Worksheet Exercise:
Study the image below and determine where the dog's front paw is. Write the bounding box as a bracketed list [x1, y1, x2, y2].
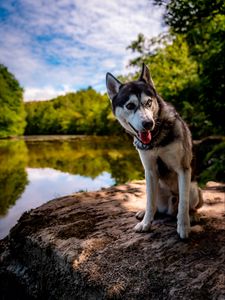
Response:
[134, 220, 151, 233]
[177, 223, 190, 239]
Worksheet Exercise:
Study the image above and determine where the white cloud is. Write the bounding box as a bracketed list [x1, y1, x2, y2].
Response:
[24, 86, 71, 101]
[0, 0, 165, 101]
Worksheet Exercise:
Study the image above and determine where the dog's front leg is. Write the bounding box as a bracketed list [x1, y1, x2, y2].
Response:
[134, 170, 158, 232]
[177, 168, 191, 239]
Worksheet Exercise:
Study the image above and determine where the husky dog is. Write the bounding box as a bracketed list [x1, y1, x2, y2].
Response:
[106, 64, 203, 239]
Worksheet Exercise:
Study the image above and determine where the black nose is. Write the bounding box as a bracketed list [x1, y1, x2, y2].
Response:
[142, 120, 153, 130]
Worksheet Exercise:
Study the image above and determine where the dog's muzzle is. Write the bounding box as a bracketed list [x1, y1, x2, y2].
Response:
[127, 122, 153, 150]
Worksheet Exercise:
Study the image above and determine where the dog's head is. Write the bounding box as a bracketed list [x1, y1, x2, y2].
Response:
[106, 64, 160, 145]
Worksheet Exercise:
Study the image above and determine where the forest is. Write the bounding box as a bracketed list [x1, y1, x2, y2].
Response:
[0, 64, 26, 138]
[24, 88, 120, 135]
[0, 0, 224, 182]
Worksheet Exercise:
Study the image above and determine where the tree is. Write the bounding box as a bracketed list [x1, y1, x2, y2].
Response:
[128, 33, 198, 104]
[0, 64, 26, 138]
[126, 33, 209, 137]
[125, 0, 225, 137]
[25, 88, 121, 135]
[153, 0, 225, 34]
[153, 0, 225, 135]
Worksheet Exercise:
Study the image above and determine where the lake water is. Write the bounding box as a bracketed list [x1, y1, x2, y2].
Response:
[0, 136, 143, 239]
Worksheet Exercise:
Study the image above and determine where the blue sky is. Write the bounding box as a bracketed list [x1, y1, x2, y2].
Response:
[0, 0, 165, 101]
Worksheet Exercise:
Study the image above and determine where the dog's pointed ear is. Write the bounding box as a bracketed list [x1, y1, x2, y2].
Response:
[106, 73, 122, 101]
[139, 63, 155, 88]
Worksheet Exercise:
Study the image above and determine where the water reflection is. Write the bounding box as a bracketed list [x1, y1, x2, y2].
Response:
[26, 136, 143, 181]
[27, 168, 115, 195]
[0, 140, 28, 215]
[0, 168, 115, 238]
[0, 136, 143, 238]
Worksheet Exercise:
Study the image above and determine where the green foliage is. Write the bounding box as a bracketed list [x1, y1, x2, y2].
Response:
[0, 139, 28, 215]
[0, 64, 26, 138]
[126, 0, 225, 139]
[25, 88, 121, 135]
[199, 141, 225, 183]
[126, 33, 206, 137]
[128, 34, 198, 104]
[152, 0, 225, 136]
[154, 0, 225, 33]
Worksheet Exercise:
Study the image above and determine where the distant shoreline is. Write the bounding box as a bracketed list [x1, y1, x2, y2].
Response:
[1, 134, 224, 143]
[0, 134, 119, 142]
[22, 135, 94, 141]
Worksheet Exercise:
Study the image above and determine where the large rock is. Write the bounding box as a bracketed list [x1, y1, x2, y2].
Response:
[0, 181, 225, 299]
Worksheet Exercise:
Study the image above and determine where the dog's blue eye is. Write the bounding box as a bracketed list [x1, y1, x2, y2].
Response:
[126, 103, 136, 110]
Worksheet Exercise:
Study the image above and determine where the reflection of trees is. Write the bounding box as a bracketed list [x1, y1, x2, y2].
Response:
[0, 136, 143, 218]
[107, 153, 143, 184]
[0, 140, 28, 215]
[27, 136, 144, 184]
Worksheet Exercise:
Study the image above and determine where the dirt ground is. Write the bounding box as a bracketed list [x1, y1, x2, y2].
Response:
[0, 180, 225, 299]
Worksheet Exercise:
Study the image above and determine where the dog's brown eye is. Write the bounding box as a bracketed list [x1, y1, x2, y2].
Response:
[126, 103, 136, 110]
[146, 98, 152, 106]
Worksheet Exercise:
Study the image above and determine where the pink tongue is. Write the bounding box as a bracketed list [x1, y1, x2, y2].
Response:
[139, 131, 151, 144]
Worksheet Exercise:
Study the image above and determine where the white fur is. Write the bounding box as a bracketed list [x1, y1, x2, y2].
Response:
[177, 169, 191, 238]
[115, 93, 155, 134]
[135, 142, 191, 238]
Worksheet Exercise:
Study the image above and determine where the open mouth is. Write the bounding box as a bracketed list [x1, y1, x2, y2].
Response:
[128, 122, 152, 145]
[138, 131, 152, 144]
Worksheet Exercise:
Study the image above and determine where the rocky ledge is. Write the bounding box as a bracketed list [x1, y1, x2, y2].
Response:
[0, 181, 225, 299]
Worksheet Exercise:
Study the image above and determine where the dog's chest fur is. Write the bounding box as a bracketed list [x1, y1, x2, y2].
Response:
[135, 96, 192, 175]
[138, 142, 182, 194]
